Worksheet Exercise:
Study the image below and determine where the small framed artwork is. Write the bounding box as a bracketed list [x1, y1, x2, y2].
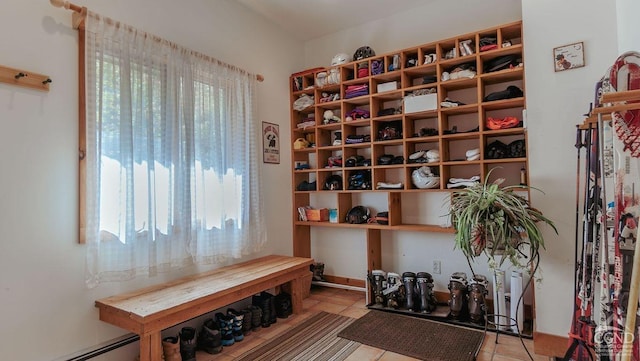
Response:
[262, 121, 280, 164]
[553, 42, 585, 72]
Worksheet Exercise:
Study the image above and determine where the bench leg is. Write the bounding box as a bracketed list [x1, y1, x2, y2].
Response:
[289, 277, 304, 314]
[139, 332, 162, 361]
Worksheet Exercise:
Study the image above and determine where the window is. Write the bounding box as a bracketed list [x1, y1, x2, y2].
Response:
[81, 12, 266, 287]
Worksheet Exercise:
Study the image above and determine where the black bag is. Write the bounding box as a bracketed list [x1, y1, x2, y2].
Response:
[275, 292, 292, 319]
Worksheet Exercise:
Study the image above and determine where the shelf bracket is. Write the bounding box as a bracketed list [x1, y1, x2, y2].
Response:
[0, 64, 51, 92]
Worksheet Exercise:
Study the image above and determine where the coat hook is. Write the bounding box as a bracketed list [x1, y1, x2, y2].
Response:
[15, 72, 26, 79]
[43, 78, 52, 84]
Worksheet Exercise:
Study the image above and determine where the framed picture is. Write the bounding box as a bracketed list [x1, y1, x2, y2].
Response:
[553, 42, 585, 72]
[262, 121, 280, 164]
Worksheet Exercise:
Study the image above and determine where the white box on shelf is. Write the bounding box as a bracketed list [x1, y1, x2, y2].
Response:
[404, 93, 437, 113]
[377, 81, 398, 93]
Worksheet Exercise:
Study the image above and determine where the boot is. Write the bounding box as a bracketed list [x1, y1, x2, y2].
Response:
[253, 291, 276, 327]
[369, 270, 387, 306]
[448, 272, 468, 320]
[468, 274, 489, 324]
[179, 327, 197, 361]
[227, 309, 245, 342]
[385, 272, 402, 309]
[416, 272, 437, 313]
[402, 272, 417, 311]
[197, 318, 223, 354]
[275, 292, 292, 319]
[311, 262, 326, 282]
[268, 292, 278, 325]
[162, 336, 180, 361]
[215, 312, 235, 346]
[240, 308, 253, 336]
[248, 305, 263, 331]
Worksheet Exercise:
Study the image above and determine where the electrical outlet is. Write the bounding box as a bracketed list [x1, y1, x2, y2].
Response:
[433, 260, 441, 275]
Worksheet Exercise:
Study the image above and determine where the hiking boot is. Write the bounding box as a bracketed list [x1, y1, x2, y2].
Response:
[162, 336, 180, 361]
[448, 272, 469, 320]
[402, 272, 417, 311]
[215, 312, 235, 346]
[240, 308, 253, 336]
[468, 274, 489, 324]
[197, 318, 223, 354]
[227, 309, 245, 342]
[275, 292, 293, 319]
[416, 272, 437, 313]
[179, 327, 197, 361]
[311, 262, 326, 281]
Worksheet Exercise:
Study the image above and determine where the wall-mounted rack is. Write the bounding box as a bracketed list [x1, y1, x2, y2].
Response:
[0, 64, 51, 92]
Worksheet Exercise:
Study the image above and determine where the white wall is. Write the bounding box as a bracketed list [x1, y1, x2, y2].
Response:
[302, 0, 620, 340]
[522, 0, 618, 336]
[616, 0, 640, 54]
[0, 1, 301, 360]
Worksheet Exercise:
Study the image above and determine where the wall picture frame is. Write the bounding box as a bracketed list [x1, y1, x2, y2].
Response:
[553, 42, 585, 72]
[262, 121, 280, 164]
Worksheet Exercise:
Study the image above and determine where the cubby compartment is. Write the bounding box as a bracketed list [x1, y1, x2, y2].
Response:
[418, 43, 438, 66]
[440, 112, 480, 138]
[405, 111, 439, 139]
[401, 48, 419, 69]
[441, 137, 480, 163]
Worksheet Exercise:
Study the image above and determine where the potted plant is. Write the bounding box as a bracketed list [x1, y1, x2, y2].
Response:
[449, 170, 558, 274]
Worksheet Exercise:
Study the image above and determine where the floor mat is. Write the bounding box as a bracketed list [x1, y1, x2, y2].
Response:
[338, 310, 484, 361]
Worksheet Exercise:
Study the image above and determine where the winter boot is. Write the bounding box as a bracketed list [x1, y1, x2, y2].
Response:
[240, 308, 253, 336]
[275, 292, 292, 319]
[253, 291, 276, 327]
[179, 327, 197, 361]
[448, 272, 469, 320]
[311, 262, 326, 282]
[368, 270, 387, 306]
[162, 336, 180, 361]
[215, 312, 235, 346]
[416, 272, 437, 313]
[197, 318, 223, 354]
[402, 272, 417, 311]
[248, 305, 263, 331]
[227, 309, 245, 342]
[468, 274, 489, 324]
[385, 272, 402, 309]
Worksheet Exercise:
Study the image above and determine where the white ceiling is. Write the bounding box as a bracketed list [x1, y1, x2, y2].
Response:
[233, 0, 434, 41]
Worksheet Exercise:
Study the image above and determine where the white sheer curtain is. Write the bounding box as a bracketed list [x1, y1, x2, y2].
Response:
[83, 11, 266, 288]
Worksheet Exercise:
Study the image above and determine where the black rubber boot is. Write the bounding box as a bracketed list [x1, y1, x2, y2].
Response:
[416, 272, 437, 313]
[197, 318, 223, 354]
[311, 262, 326, 282]
[402, 272, 417, 311]
[448, 272, 468, 320]
[468, 274, 489, 324]
[179, 326, 197, 361]
[215, 312, 235, 346]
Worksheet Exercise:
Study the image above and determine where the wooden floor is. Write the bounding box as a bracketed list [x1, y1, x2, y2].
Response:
[192, 286, 553, 361]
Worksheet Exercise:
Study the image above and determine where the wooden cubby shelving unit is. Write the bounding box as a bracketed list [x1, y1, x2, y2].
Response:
[289, 21, 529, 290]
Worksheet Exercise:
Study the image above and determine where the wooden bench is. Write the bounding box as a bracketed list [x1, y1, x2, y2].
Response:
[95, 255, 313, 361]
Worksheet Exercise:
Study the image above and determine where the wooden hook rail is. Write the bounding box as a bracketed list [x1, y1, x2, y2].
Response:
[0, 64, 52, 92]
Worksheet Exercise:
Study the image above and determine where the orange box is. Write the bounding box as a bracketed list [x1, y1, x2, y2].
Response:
[305, 208, 329, 222]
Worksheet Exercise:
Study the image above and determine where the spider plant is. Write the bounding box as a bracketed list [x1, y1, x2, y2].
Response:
[449, 169, 558, 271]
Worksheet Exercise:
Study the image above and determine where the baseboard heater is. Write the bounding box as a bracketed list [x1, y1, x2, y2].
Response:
[52, 333, 138, 361]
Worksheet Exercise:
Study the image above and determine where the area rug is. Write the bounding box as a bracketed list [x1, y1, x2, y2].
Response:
[235, 311, 361, 361]
[338, 310, 485, 361]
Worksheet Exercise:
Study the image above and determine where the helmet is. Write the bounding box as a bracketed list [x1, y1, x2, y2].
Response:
[346, 206, 370, 224]
[485, 140, 508, 159]
[353, 46, 376, 61]
[323, 174, 343, 190]
[348, 170, 371, 190]
[377, 154, 394, 165]
[411, 166, 440, 189]
[331, 53, 350, 66]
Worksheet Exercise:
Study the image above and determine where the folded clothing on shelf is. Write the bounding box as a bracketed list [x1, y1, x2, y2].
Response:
[447, 175, 480, 189]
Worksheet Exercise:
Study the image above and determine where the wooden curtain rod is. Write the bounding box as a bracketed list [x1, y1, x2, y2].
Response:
[49, 0, 265, 82]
